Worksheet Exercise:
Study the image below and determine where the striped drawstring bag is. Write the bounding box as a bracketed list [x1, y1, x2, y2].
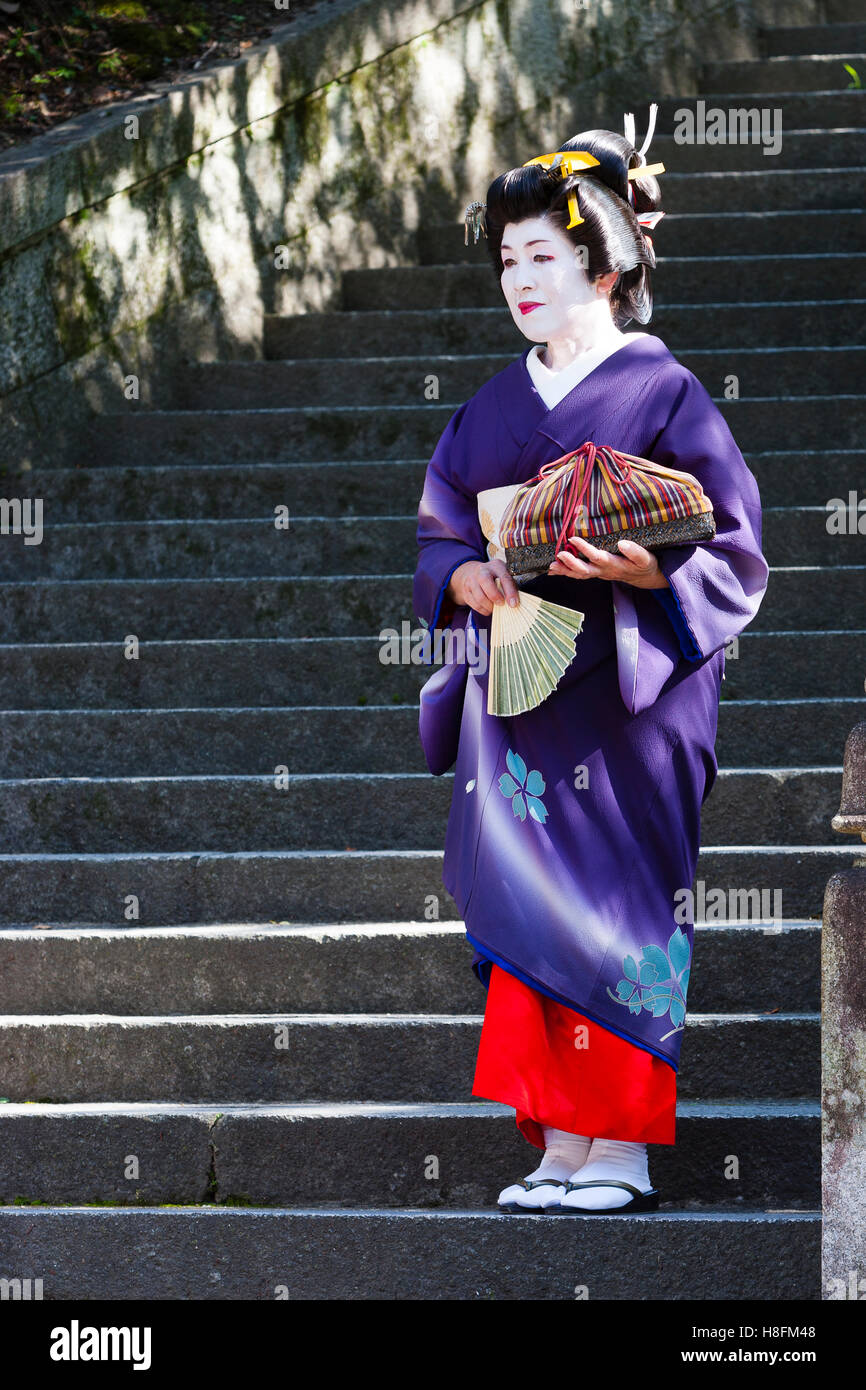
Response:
[500, 440, 716, 583]
[485, 441, 716, 717]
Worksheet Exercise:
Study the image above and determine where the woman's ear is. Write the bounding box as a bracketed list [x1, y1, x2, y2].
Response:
[594, 270, 619, 295]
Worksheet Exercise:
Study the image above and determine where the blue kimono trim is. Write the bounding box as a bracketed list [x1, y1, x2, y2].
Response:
[422, 556, 484, 667]
[466, 930, 678, 1072]
[652, 583, 703, 662]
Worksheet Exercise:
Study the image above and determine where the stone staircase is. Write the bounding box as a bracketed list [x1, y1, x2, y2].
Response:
[0, 16, 864, 1299]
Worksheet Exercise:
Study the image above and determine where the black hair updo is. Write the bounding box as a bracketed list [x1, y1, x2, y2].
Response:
[482, 128, 662, 327]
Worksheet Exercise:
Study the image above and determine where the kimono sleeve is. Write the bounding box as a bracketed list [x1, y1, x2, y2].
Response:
[413, 402, 488, 636]
[646, 368, 770, 661]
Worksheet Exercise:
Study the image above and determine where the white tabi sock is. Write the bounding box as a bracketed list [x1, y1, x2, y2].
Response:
[560, 1137, 653, 1211]
[537, 1125, 593, 1180]
[499, 1126, 592, 1210]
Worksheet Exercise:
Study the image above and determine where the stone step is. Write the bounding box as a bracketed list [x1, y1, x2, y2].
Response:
[418, 208, 866, 263]
[762, 21, 866, 55]
[0, 568, 859, 642]
[84, 397, 866, 467]
[0, 922, 819, 1015]
[536, 165, 866, 214]
[657, 89, 866, 132]
[644, 130, 866, 174]
[5, 503, 861, 580]
[717, 450, 866, 510]
[0, 1207, 820, 1300]
[263, 300, 865, 357]
[0, 1011, 818, 1103]
[0, 767, 844, 852]
[721, 634, 866, 699]
[0, 630, 857, 710]
[341, 256, 863, 310]
[606, 167, 866, 212]
[702, 53, 866, 93]
[0, 846, 850, 925]
[170, 348, 866, 410]
[715, 698, 866, 761]
[0, 1099, 819, 1209]
[0, 699, 859, 775]
[825, 0, 866, 20]
[5, 450, 862, 524]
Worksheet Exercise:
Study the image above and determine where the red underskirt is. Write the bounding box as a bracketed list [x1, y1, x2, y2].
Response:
[472, 963, 677, 1148]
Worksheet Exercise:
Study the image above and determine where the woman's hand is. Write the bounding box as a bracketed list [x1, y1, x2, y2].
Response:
[548, 535, 670, 589]
[447, 558, 521, 616]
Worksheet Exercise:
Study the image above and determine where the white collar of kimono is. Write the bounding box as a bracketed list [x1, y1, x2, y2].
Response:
[526, 332, 643, 410]
[479, 333, 644, 554]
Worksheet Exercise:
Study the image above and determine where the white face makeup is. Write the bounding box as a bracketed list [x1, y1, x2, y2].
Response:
[499, 214, 619, 365]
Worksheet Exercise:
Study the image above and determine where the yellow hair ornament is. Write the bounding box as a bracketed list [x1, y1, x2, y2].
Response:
[629, 161, 665, 180]
[521, 150, 600, 228]
[521, 151, 665, 227]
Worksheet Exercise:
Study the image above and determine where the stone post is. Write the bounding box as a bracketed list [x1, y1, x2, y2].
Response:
[823, 720, 866, 1299]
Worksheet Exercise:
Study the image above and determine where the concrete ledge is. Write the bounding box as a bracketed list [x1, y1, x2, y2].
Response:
[0, 631, 858, 708]
[0, 1206, 820, 1299]
[0, 569, 861, 643]
[0, 921, 820, 1014]
[0, 1100, 818, 1209]
[0, 767, 845, 851]
[0, 1011, 817, 1103]
[0, 845, 852, 924]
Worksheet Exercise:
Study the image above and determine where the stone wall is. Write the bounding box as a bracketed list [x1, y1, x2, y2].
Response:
[0, 0, 822, 466]
[824, 720, 866, 1297]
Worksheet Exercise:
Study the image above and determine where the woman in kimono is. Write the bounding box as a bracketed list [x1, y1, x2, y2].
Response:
[412, 116, 769, 1214]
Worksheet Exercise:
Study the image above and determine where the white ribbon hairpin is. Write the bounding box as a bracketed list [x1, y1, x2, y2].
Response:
[624, 103, 664, 227]
[623, 102, 659, 158]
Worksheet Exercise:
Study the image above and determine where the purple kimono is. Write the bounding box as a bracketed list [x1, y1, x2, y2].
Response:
[412, 334, 769, 1071]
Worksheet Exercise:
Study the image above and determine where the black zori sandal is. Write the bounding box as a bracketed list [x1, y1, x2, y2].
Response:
[547, 1179, 660, 1215]
[498, 1177, 566, 1214]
